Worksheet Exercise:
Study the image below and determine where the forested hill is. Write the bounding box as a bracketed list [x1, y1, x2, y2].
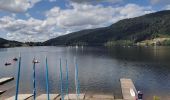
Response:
[0, 38, 22, 48]
[44, 10, 170, 46]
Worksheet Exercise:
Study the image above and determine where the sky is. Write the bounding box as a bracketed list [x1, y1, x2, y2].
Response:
[0, 0, 170, 42]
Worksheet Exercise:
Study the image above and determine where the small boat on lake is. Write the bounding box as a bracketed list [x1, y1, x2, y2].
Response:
[5, 62, 11, 66]
[32, 59, 39, 63]
[13, 57, 18, 61]
[75, 45, 78, 49]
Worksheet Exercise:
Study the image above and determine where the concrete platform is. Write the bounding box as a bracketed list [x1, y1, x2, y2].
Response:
[64, 94, 85, 100]
[120, 78, 137, 100]
[0, 77, 14, 85]
[5, 94, 33, 100]
[89, 95, 114, 100]
[36, 94, 60, 100]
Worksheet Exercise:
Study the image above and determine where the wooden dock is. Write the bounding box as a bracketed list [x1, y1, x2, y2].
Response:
[120, 78, 137, 100]
[6, 94, 33, 100]
[88, 95, 114, 100]
[0, 77, 14, 85]
[64, 94, 85, 100]
[0, 77, 14, 96]
[36, 94, 60, 100]
[2, 78, 139, 100]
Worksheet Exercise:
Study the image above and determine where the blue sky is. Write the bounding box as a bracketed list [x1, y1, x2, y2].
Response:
[0, 0, 169, 42]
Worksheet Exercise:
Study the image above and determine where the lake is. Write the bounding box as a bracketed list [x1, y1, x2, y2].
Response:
[0, 46, 170, 99]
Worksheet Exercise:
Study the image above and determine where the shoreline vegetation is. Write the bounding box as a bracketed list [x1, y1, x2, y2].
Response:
[1, 38, 170, 48]
[105, 37, 170, 47]
[1, 36, 170, 48]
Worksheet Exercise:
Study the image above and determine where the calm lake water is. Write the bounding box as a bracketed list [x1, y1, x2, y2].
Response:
[0, 46, 170, 99]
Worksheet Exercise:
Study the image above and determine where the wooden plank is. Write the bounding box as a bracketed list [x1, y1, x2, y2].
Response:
[5, 94, 33, 100]
[92, 95, 114, 99]
[36, 94, 60, 100]
[90, 95, 114, 100]
[64, 94, 85, 100]
[120, 78, 137, 100]
[0, 90, 6, 95]
[0, 77, 14, 85]
[89, 98, 114, 100]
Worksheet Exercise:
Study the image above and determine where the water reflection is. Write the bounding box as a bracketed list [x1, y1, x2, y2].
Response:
[0, 46, 170, 100]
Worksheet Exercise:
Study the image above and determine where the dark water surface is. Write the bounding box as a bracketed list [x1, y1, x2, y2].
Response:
[0, 46, 170, 99]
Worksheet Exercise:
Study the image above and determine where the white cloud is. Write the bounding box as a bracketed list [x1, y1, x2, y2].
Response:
[0, 16, 48, 41]
[0, 0, 41, 13]
[118, 4, 154, 18]
[49, 0, 57, 2]
[11, 13, 16, 18]
[164, 5, 170, 10]
[70, 0, 123, 3]
[0, 3, 154, 42]
[46, 3, 153, 29]
[150, 0, 170, 4]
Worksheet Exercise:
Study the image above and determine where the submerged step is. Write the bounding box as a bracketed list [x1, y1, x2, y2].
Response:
[36, 94, 60, 100]
[0, 77, 14, 85]
[92, 95, 114, 98]
[64, 94, 85, 100]
[89, 95, 114, 100]
[6, 94, 33, 100]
